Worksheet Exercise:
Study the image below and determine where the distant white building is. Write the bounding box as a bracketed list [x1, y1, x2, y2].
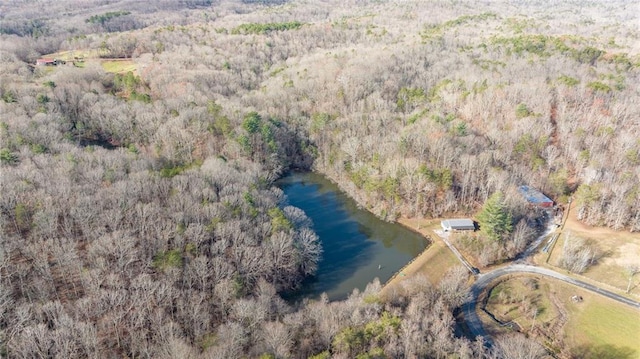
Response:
[441, 219, 475, 231]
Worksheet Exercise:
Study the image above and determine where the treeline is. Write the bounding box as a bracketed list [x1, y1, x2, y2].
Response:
[231, 21, 304, 35]
[0, 18, 505, 358]
[0, 0, 225, 63]
[1, 0, 639, 357]
[85, 0, 637, 230]
[86, 11, 131, 25]
[0, 55, 322, 357]
[239, 1, 639, 230]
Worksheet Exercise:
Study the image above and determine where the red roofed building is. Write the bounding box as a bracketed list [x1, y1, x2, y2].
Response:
[519, 185, 554, 208]
[36, 58, 56, 66]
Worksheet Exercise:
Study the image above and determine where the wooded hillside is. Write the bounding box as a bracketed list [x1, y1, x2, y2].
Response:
[1, 0, 638, 357]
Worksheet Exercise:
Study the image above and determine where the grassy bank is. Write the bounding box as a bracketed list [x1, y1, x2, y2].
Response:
[380, 218, 460, 297]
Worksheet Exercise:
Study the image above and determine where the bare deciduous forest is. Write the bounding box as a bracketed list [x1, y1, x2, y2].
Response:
[1, 0, 638, 358]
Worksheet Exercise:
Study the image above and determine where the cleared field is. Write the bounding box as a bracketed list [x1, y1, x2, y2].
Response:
[412, 238, 461, 281]
[398, 218, 461, 282]
[562, 282, 640, 358]
[547, 202, 640, 297]
[380, 218, 460, 297]
[39, 50, 137, 74]
[101, 60, 137, 74]
[480, 275, 640, 359]
[484, 276, 557, 333]
[40, 49, 99, 61]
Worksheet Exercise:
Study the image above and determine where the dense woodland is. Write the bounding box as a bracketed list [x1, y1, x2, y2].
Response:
[1, 0, 639, 358]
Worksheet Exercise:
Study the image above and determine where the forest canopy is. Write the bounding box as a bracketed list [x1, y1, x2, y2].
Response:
[1, 0, 639, 358]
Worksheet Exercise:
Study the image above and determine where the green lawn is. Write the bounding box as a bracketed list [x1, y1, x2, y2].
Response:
[40, 49, 99, 61]
[101, 60, 137, 74]
[564, 285, 640, 358]
[398, 218, 460, 284]
[484, 276, 558, 336]
[545, 205, 640, 297]
[414, 241, 460, 284]
[479, 275, 640, 358]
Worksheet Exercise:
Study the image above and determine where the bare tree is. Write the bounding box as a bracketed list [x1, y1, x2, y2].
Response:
[259, 321, 292, 358]
[560, 232, 597, 274]
[494, 334, 548, 359]
[438, 266, 470, 308]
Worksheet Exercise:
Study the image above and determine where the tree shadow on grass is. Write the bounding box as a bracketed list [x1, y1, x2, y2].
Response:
[570, 343, 636, 359]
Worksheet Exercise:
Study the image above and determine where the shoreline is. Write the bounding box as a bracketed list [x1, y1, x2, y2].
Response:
[380, 218, 459, 297]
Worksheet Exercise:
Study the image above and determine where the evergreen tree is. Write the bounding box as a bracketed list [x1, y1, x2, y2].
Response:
[478, 192, 513, 241]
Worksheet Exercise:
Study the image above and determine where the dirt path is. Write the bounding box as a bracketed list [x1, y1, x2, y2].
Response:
[564, 201, 630, 237]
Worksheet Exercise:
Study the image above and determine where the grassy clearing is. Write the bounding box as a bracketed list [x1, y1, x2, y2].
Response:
[41, 49, 99, 61]
[39, 49, 136, 74]
[39, 50, 74, 61]
[398, 218, 460, 283]
[485, 276, 556, 330]
[101, 60, 137, 74]
[380, 218, 460, 297]
[561, 282, 640, 358]
[546, 203, 640, 297]
[413, 239, 460, 282]
[568, 297, 639, 348]
[480, 275, 640, 358]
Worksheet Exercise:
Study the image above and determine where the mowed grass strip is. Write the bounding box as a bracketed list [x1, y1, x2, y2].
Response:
[398, 218, 460, 284]
[41, 49, 99, 61]
[101, 60, 137, 74]
[414, 241, 460, 284]
[381, 218, 461, 298]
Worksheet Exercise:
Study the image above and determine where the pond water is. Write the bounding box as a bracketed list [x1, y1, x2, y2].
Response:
[278, 172, 429, 301]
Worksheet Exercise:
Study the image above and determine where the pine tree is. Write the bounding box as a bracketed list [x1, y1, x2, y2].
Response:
[477, 192, 513, 241]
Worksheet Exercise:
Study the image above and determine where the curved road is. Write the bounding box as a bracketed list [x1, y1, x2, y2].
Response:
[462, 264, 640, 344]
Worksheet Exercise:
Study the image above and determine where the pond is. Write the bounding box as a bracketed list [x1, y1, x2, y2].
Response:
[278, 172, 429, 301]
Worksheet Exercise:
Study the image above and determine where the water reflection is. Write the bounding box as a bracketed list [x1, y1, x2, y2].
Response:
[278, 172, 429, 301]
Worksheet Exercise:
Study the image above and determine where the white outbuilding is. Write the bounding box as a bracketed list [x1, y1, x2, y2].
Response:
[441, 219, 475, 231]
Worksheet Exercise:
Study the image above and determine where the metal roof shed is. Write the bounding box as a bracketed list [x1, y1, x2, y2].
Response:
[518, 185, 554, 207]
[441, 219, 475, 231]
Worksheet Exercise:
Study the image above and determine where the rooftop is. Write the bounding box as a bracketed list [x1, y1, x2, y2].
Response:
[443, 219, 474, 227]
[518, 185, 553, 204]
